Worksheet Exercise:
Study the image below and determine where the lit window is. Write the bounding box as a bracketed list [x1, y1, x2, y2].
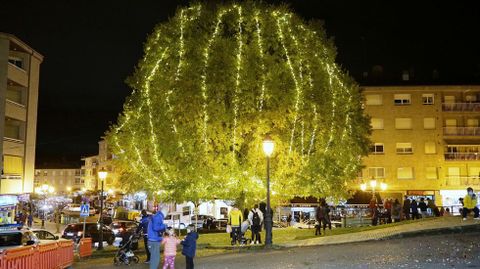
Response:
[370, 143, 384, 154]
[397, 167, 414, 179]
[467, 119, 479, 127]
[3, 155, 23, 175]
[466, 95, 477, 102]
[447, 167, 460, 178]
[423, 118, 436, 129]
[368, 167, 385, 178]
[395, 118, 412, 129]
[424, 141, 436, 154]
[371, 118, 384, 130]
[422, 94, 434, 105]
[396, 143, 413, 154]
[365, 94, 383, 105]
[425, 167, 438, 179]
[394, 94, 411, 105]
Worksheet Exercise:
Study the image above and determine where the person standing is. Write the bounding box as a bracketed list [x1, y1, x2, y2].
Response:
[136, 210, 151, 263]
[369, 198, 378, 226]
[462, 187, 480, 221]
[248, 204, 264, 244]
[181, 225, 198, 269]
[418, 198, 428, 217]
[27, 212, 33, 228]
[411, 199, 419, 220]
[392, 199, 402, 222]
[227, 207, 243, 245]
[148, 207, 167, 269]
[161, 229, 180, 269]
[402, 197, 411, 220]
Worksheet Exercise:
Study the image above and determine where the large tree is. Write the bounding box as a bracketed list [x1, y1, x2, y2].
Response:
[106, 2, 370, 206]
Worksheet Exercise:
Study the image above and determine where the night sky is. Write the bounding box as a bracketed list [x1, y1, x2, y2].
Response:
[1, 1, 479, 167]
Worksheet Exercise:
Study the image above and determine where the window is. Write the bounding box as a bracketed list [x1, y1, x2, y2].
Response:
[371, 118, 384, 130]
[422, 94, 434, 105]
[6, 87, 25, 105]
[370, 143, 384, 154]
[396, 143, 413, 154]
[444, 96, 455, 104]
[395, 118, 412, 129]
[467, 119, 479, 127]
[397, 167, 414, 179]
[469, 167, 480, 178]
[3, 155, 23, 175]
[43, 171, 48, 176]
[447, 167, 460, 178]
[425, 167, 438, 179]
[35, 170, 41, 176]
[466, 95, 477, 102]
[394, 94, 411, 105]
[4, 118, 24, 141]
[368, 167, 385, 179]
[424, 142, 436, 154]
[366, 94, 383, 105]
[8, 56, 24, 69]
[445, 119, 457, 127]
[423, 118, 436, 129]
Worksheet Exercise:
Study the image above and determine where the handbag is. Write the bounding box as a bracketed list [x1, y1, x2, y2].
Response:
[226, 225, 232, 233]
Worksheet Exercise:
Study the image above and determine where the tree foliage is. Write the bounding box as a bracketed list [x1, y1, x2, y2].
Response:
[106, 2, 370, 206]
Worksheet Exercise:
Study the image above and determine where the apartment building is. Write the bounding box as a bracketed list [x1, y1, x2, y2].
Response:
[34, 168, 84, 193]
[81, 140, 119, 191]
[0, 33, 43, 194]
[81, 155, 98, 191]
[361, 85, 480, 207]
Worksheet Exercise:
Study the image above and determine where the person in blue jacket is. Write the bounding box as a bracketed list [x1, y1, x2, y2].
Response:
[136, 210, 151, 263]
[181, 225, 199, 269]
[147, 207, 167, 269]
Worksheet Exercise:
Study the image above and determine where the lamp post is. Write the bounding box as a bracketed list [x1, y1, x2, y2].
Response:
[40, 184, 51, 229]
[262, 135, 274, 247]
[97, 168, 108, 250]
[360, 177, 387, 200]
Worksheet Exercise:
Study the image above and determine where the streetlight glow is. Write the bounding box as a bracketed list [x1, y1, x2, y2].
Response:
[380, 182, 387, 191]
[262, 135, 274, 157]
[98, 168, 108, 180]
[360, 183, 367, 191]
[369, 179, 377, 188]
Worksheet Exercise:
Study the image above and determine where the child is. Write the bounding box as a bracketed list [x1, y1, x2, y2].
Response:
[181, 225, 199, 269]
[161, 228, 181, 269]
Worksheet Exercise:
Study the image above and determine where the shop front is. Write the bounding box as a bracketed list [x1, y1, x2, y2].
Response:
[0, 195, 18, 224]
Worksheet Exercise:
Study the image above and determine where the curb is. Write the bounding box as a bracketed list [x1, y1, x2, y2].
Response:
[279, 222, 480, 249]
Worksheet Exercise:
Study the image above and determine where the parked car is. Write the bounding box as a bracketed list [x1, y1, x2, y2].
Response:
[190, 215, 216, 229]
[62, 204, 96, 216]
[32, 229, 59, 241]
[164, 213, 187, 229]
[109, 221, 138, 238]
[61, 222, 115, 245]
[0, 224, 39, 251]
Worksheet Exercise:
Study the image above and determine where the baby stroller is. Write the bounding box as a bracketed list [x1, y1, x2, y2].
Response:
[239, 220, 251, 245]
[113, 231, 140, 266]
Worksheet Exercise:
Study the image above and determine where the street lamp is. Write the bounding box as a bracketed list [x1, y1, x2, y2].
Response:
[262, 135, 274, 247]
[40, 184, 51, 229]
[360, 177, 387, 199]
[97, 167, 108, 250]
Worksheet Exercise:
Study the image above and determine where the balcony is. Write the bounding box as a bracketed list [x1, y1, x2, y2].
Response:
[444, 127, 480, 136]
[445, 153, 480, 161]
[7, 63, 28, 87]
[445, 176, 480, 186]
[442, 103, 480, 112]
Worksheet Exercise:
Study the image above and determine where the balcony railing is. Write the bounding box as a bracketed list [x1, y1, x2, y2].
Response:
[445, 153, 480, 161]
[446, 176, 480, 186]
[444, 127, 480, 136]
[442, 103, 480, 112]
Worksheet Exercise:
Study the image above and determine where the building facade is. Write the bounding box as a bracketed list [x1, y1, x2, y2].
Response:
[97, 140, 119, 191]
[81, 155, 98, 191]
[34, 168, 84, 194]
[361, 85, 480, 207]
[0, 33, 43, 194]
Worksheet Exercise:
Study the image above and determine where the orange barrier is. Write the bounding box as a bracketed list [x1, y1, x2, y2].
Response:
[78, 238, 92, 258]
[57, 240, 74, 268]
[0, 240, 74, 269]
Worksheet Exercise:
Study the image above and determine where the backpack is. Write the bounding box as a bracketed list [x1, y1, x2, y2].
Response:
[252, 210, 261, 226]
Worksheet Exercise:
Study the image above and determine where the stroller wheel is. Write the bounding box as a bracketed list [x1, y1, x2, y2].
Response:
[113, 256, 120, 266]
[131, 256, 139, 264]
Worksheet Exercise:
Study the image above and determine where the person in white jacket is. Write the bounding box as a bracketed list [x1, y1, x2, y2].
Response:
[248, 204, 264, 244]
